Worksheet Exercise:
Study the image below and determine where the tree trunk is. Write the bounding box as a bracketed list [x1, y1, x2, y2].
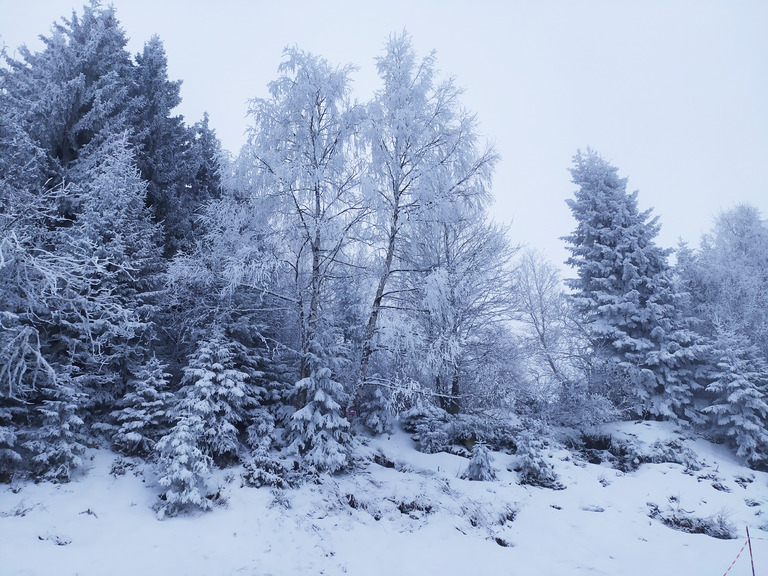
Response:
[351, 188, 401, 412]
[447, 367, 461, 415]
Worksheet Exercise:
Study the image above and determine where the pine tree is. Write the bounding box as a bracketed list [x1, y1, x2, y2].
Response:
[563, 149, 702, 419]
[189, 112, 223, 203]
[0, 405, 22, 482]
[153, 329, 264, 514]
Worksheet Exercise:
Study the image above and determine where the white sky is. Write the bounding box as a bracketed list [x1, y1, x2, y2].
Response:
[2, 0, 767, 268]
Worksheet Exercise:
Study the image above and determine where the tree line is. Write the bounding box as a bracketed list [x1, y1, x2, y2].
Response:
[1, 3, 766, 515]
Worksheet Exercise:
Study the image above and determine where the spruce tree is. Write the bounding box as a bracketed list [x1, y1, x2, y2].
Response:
[0, 2, 137, 184]
[54, 134, 164, 414]
[155, 413, 214, 517]
[677, 204, 768, 361]
[563, 149, 702, 419]
[172, 329, 262, 466]
[111, 357, 173, 456]
[461, 443, 497, 481]
[703, 328, 768, 467]
[132, 36, 206, 256]
[287, 361, 352, 473]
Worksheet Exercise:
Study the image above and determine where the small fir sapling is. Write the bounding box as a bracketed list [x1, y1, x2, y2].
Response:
[288, 367, 351, 474]
[514, 432, 563, 489]
[111, 357, 173, 456]
[461, 443, 497, 481]
[241, 443, 291, 489]
[154, 414, 215, 518]
[358, 385, 393, 435]
[175, 331, 259, 466]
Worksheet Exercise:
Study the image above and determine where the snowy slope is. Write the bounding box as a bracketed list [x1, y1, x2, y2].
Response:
[1, 421, 767, 576]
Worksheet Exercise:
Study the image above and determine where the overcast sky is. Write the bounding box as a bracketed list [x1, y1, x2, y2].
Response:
[2, 1, 767, 268]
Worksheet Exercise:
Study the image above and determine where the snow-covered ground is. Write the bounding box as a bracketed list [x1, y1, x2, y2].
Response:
[2, 421, 767, 576]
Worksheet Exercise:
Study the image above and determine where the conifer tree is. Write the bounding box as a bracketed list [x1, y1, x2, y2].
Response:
[677, 204, 768, 360]
[563, 149, 702, 419]
[0, 1, 136, 184]
[111, 357, 173, 456]
[53, 133, 164, 413]
[155, 413, 214, 517]
[287, 362, 352, 473]
[462, 443, 497, 481]
[132, 35, 206, 256]
[21, 378, 86, 482]
[703, 327, 768, 467]
[172, 329, 264, 465]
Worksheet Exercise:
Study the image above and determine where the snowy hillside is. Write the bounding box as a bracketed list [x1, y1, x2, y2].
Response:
[2, 421, 766, 576]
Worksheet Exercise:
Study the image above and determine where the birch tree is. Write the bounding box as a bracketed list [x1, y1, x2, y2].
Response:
[230, 47, 363, 384]
[353, 31, 498, 413]
[221, 48, 363, 467]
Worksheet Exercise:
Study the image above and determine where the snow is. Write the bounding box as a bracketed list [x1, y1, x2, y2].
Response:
[2, 422, 767, 576]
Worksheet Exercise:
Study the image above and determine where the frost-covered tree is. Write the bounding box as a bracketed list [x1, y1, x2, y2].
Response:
[0, 133, 162, 479]
[512, 250, 617, 425]
[0, 406, 21, 482]
[513, 251, 572, 390]
[155, 413, 214, 517]
[172, 330, 265, 465]
[514, 431, 562, 489]
[0, 164, 84, 480]
[21, 379, 86, 482]
[132, 35, 214, 257]
[229, 47, 364, 391]
[287, 364, 352, 473]
[111, 357, 173, 456]
[0, 2, 137, 185]
[461, 443, 497, 481]
[0, 2, 216, 261]
[53, 134, 164, 412]
[154, 329, 267, 514]
[563, 149, 703, 420]
[400, 217, 515, 415]
[702, 327, 768, 467]
[0, 191, 59, 403]
[677, 204, 768, 360]
[353, 31, 498, 414]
